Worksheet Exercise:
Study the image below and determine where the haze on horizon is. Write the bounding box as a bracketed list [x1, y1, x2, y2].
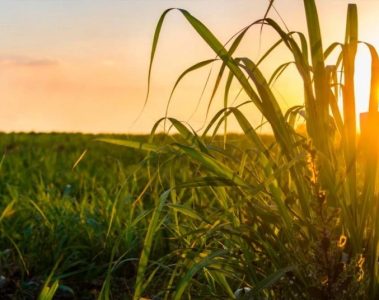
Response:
[1, 0, 378, 134]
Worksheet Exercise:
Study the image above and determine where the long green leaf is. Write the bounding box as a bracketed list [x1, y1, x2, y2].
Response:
[98, 138, 159, 152]
[133, 190, 169, 300]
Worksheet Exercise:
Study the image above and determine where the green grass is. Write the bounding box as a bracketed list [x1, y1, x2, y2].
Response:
[0, 133, 157, 299]
[1, 133, 272, 299]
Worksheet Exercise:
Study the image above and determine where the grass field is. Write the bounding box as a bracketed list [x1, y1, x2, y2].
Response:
[0, 129, 374, 299]
[1, 133, 276, 299]
[0, 133, 151, 299]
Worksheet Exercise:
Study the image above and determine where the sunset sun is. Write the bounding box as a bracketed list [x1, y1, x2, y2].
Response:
[355, 49, 372, 116]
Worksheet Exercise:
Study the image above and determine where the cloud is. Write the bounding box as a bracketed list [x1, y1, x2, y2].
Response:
[0, 55, 58, 67]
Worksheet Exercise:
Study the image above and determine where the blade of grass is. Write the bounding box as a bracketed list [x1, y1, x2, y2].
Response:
[133, 190, 169, 300]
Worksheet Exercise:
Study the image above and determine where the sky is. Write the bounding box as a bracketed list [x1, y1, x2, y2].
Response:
[1, 0, 379, 133]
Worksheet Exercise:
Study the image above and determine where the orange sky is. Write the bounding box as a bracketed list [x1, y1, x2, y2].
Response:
[1, 0, 379, 133]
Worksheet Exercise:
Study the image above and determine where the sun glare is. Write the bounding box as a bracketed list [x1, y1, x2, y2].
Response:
[355, 49, 372, 118]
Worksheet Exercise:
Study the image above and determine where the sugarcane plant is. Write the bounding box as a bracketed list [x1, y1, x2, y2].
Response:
[102, 0, 379, 298]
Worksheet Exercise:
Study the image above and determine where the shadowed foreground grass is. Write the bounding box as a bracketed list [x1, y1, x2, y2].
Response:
[0, 133, 152, 299]
[1, 133, 272, 299]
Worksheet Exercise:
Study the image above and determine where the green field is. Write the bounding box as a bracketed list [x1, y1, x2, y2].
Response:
[0, 133, 151, 298]
[0, 130, 373, 299]
[1, 133, 277, 299]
